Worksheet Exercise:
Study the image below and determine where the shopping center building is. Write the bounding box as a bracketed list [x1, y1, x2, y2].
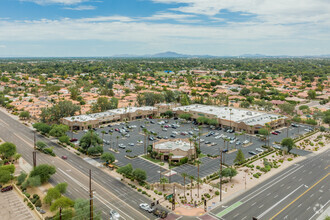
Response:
[153, 139, 195, 162]
[61, 103, 286, 133]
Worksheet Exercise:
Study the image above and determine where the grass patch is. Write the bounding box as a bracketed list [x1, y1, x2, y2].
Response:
[198, 153, 207, 158]
[142, 155, 161, 164]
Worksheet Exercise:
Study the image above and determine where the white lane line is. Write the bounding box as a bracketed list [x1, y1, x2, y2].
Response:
[308, 200, 330, 220]
[233, 213, 239, 218]
[287, 186, 291, 189]
[310, 194, 314, 198]
[298, 203, 302, 208]
[267, 192, 271, 196]
[251, 202, 256, 206]
[257, 184, 304, 219]
[274, 195, 278, 199]
[259, 204, 264, 209]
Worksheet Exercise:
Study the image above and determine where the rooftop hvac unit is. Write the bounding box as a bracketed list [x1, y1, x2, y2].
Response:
[246, 111, 252, 116]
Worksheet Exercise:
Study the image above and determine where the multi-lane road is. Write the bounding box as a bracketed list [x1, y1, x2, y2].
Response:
[210, 148, 330, 220]
[1, 108, 329, 220]
[0, 109, 155, 220]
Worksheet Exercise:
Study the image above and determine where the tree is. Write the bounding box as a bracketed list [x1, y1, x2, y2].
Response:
[180, 94, 190, 106]
[53, 208, 73, 220]
[132, 168, 147, 182]
[44, 188, 61, 205]
[258, 128, 269, 146]
[17, 171, 27, 185]
[55, 182, 68, 194]
[221, 167, 238, 182]
[117, 163, 133, 176]
[178, 113, 192, 120]
[27, 175, 41, 187]
[308, 90, 316, 99]
[323, 115, 330, 125]
[50, 197, 74, 212]
[33, 122, 51, 134]
[181, 173, 188, 197]
[189, 175, 194, 200]
[74, 198, 101, 220]
[0, 170, 11, 184]
[79, 131, 102, 150]
[240, 88, 250, 96]
[164, 110, 173, 118]
[281, 138, 294, 153]
[160, 177, 168, 191]
[87, 146, 103, 155]
[30, 164, 56, 183]
[19, 111, 30, 119]
[0, 142, 16, 159]
[100, 152, 115, 164]
[59, 135, 70, 144]
[36, 141, 47, 150]
[69, 87, 79, 100]
[49, 124, 69, 138]
[40, 100, 80, 123]
[92, 97, 118, 112]
[234, 149, 245, 165]
[278, 103, 295, 115]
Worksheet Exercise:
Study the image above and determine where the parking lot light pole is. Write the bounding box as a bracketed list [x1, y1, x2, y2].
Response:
[219, 147, 223, 202]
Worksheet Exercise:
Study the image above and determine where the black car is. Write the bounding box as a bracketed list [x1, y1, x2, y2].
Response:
[205, 141, 211, 144]
[107, 124, 112, 127]
[222, 149, 228, 153]
[150, 121, 155, 124]
[157, 136, 162, 139]
[291, 124, 298, 127]
[170, 134, 176, 138]
[149, 137, 154, 141]
[141, 125, 145, 128]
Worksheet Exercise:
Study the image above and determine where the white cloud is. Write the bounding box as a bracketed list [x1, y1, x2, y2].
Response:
[63, 5, 96, 10]
[144, 12, 195, 20]
[152, 0, 330, 25]
[0, 45, 6, 48]
[78, 16, 134, 22]
[22, 0, 87, 5]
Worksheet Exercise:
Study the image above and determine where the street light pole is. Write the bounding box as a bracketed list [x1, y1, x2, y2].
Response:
[219, 148, 223, 202]
[33, 130, 37, 168]
[89, 169, 93, 220]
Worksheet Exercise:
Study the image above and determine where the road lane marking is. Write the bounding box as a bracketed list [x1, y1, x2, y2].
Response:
[216, 201, 242, 218]
[270, 173, 330, 220]
[325, 165, 330, 170]
[274, 195, 278, 198]
[259, 204, 264, 209]
[257, 184, 304, 219]
[308, 200, 330, 220]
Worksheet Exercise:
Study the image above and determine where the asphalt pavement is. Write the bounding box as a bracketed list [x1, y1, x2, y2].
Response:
[0, 109, 155, 220]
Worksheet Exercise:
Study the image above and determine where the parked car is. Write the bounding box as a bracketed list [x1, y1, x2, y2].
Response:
[129, 143, 134, 146]
[188, 131, 194, 135]
[248, 151, 257, 155]
[149, 137, 154, 141]
[291, 123, 298, 127]
[140, 125, 145, 128]
[211, 142, 217, 146]
[273, 144, 282, 149]
[109, 209, 120, 220]
[274, 130, 281, 134]
[236, 141, 241, 145]
[205, 141, 211, 144]
[170, 134, 176, 138]
[164, 136, 168, 139]
[200, 139, 204, 142]
[137, 140, 143, 144]
[230, 140, 236, 144]
[271, 132, 278, 135]
[61, 156, 67, 160]
[243, 140, 249, 144]
[222, 149, 228, 153]
[1, 185, 13, 192]
[70, 138, 78, 142]
[115, 128, 119, 131]
[150, 121, 155, 124]
[256, 148, 264, 152]
[118, 144, 126, 149]
[162, 128, 167, 131]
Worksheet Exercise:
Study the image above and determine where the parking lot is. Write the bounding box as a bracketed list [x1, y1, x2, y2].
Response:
[0, 189, 35, 220]
[68, 118, 313, 184]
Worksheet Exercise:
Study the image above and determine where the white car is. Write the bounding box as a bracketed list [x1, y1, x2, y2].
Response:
[256, 148, 264, 152]
[243, 140, 249, 144]
[230, 140, 236, 144]
[222, 135, 227, 139]
[137, 140, 143, 144]
[162, 128, 168, 131]
[200, 139, 204, 142]
[139, 203, 153, 212]
[131, 125, 137, 128]
[211, 142, 217, 146]
[129, 143, 134, 146]
[215, 136, 221, 139]
[172, 131, 178, 135]
[109, 209, 120, 220]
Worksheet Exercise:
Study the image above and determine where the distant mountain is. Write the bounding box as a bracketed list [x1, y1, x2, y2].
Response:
[113, 51, 216, 58]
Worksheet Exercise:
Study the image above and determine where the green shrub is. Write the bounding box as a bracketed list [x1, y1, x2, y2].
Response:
[138, 188, 142, 192]
[215, 191, 220, 196]
[288, 158, 293, 161]
[35, 199, 42, 208]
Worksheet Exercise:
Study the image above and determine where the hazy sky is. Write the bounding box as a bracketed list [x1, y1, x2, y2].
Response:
[0, 0, 329, 57]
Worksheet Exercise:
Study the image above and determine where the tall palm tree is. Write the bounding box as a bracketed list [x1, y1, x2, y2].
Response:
[116, 136, 119, 148]
[196, 160, 202, 197]
[142, 128, 148, 155]
[160, 177, 168, 191]
[181, 173, 188, 198]
[168, 153, 174, 183]
[158, 152, 164, 183]
[101, 130, 106, 146]
[198, 126, 202, 151]
[189, 176, 195, 200]
[286, 119, 291, 138]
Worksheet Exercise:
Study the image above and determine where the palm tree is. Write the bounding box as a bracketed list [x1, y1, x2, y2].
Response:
[198, 126, 202, 151]
[188, 137, 193, 160]
[286, 119, 291, 138]
[189, 176, 195, 200]
[109, 132, 113, 148]
[116, 136, 119, 148]
[160, 177, 168, 191]
[168, 153, 174, 184]
[142, 128, 148, 155]
[101, 130, 106, 146]
[196, 160, 202, 197]
[181, 173, 188, 198]
[265, 123, 271, 146]
[158, 152, 164, 183]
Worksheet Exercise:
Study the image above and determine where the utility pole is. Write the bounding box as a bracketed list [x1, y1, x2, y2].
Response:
[59, 207, 62, 220]
[89, 169, 93, 220]
[33, 131, 36, 168]
[172, 185, 175, 211]
[219, 149, 223, 202]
